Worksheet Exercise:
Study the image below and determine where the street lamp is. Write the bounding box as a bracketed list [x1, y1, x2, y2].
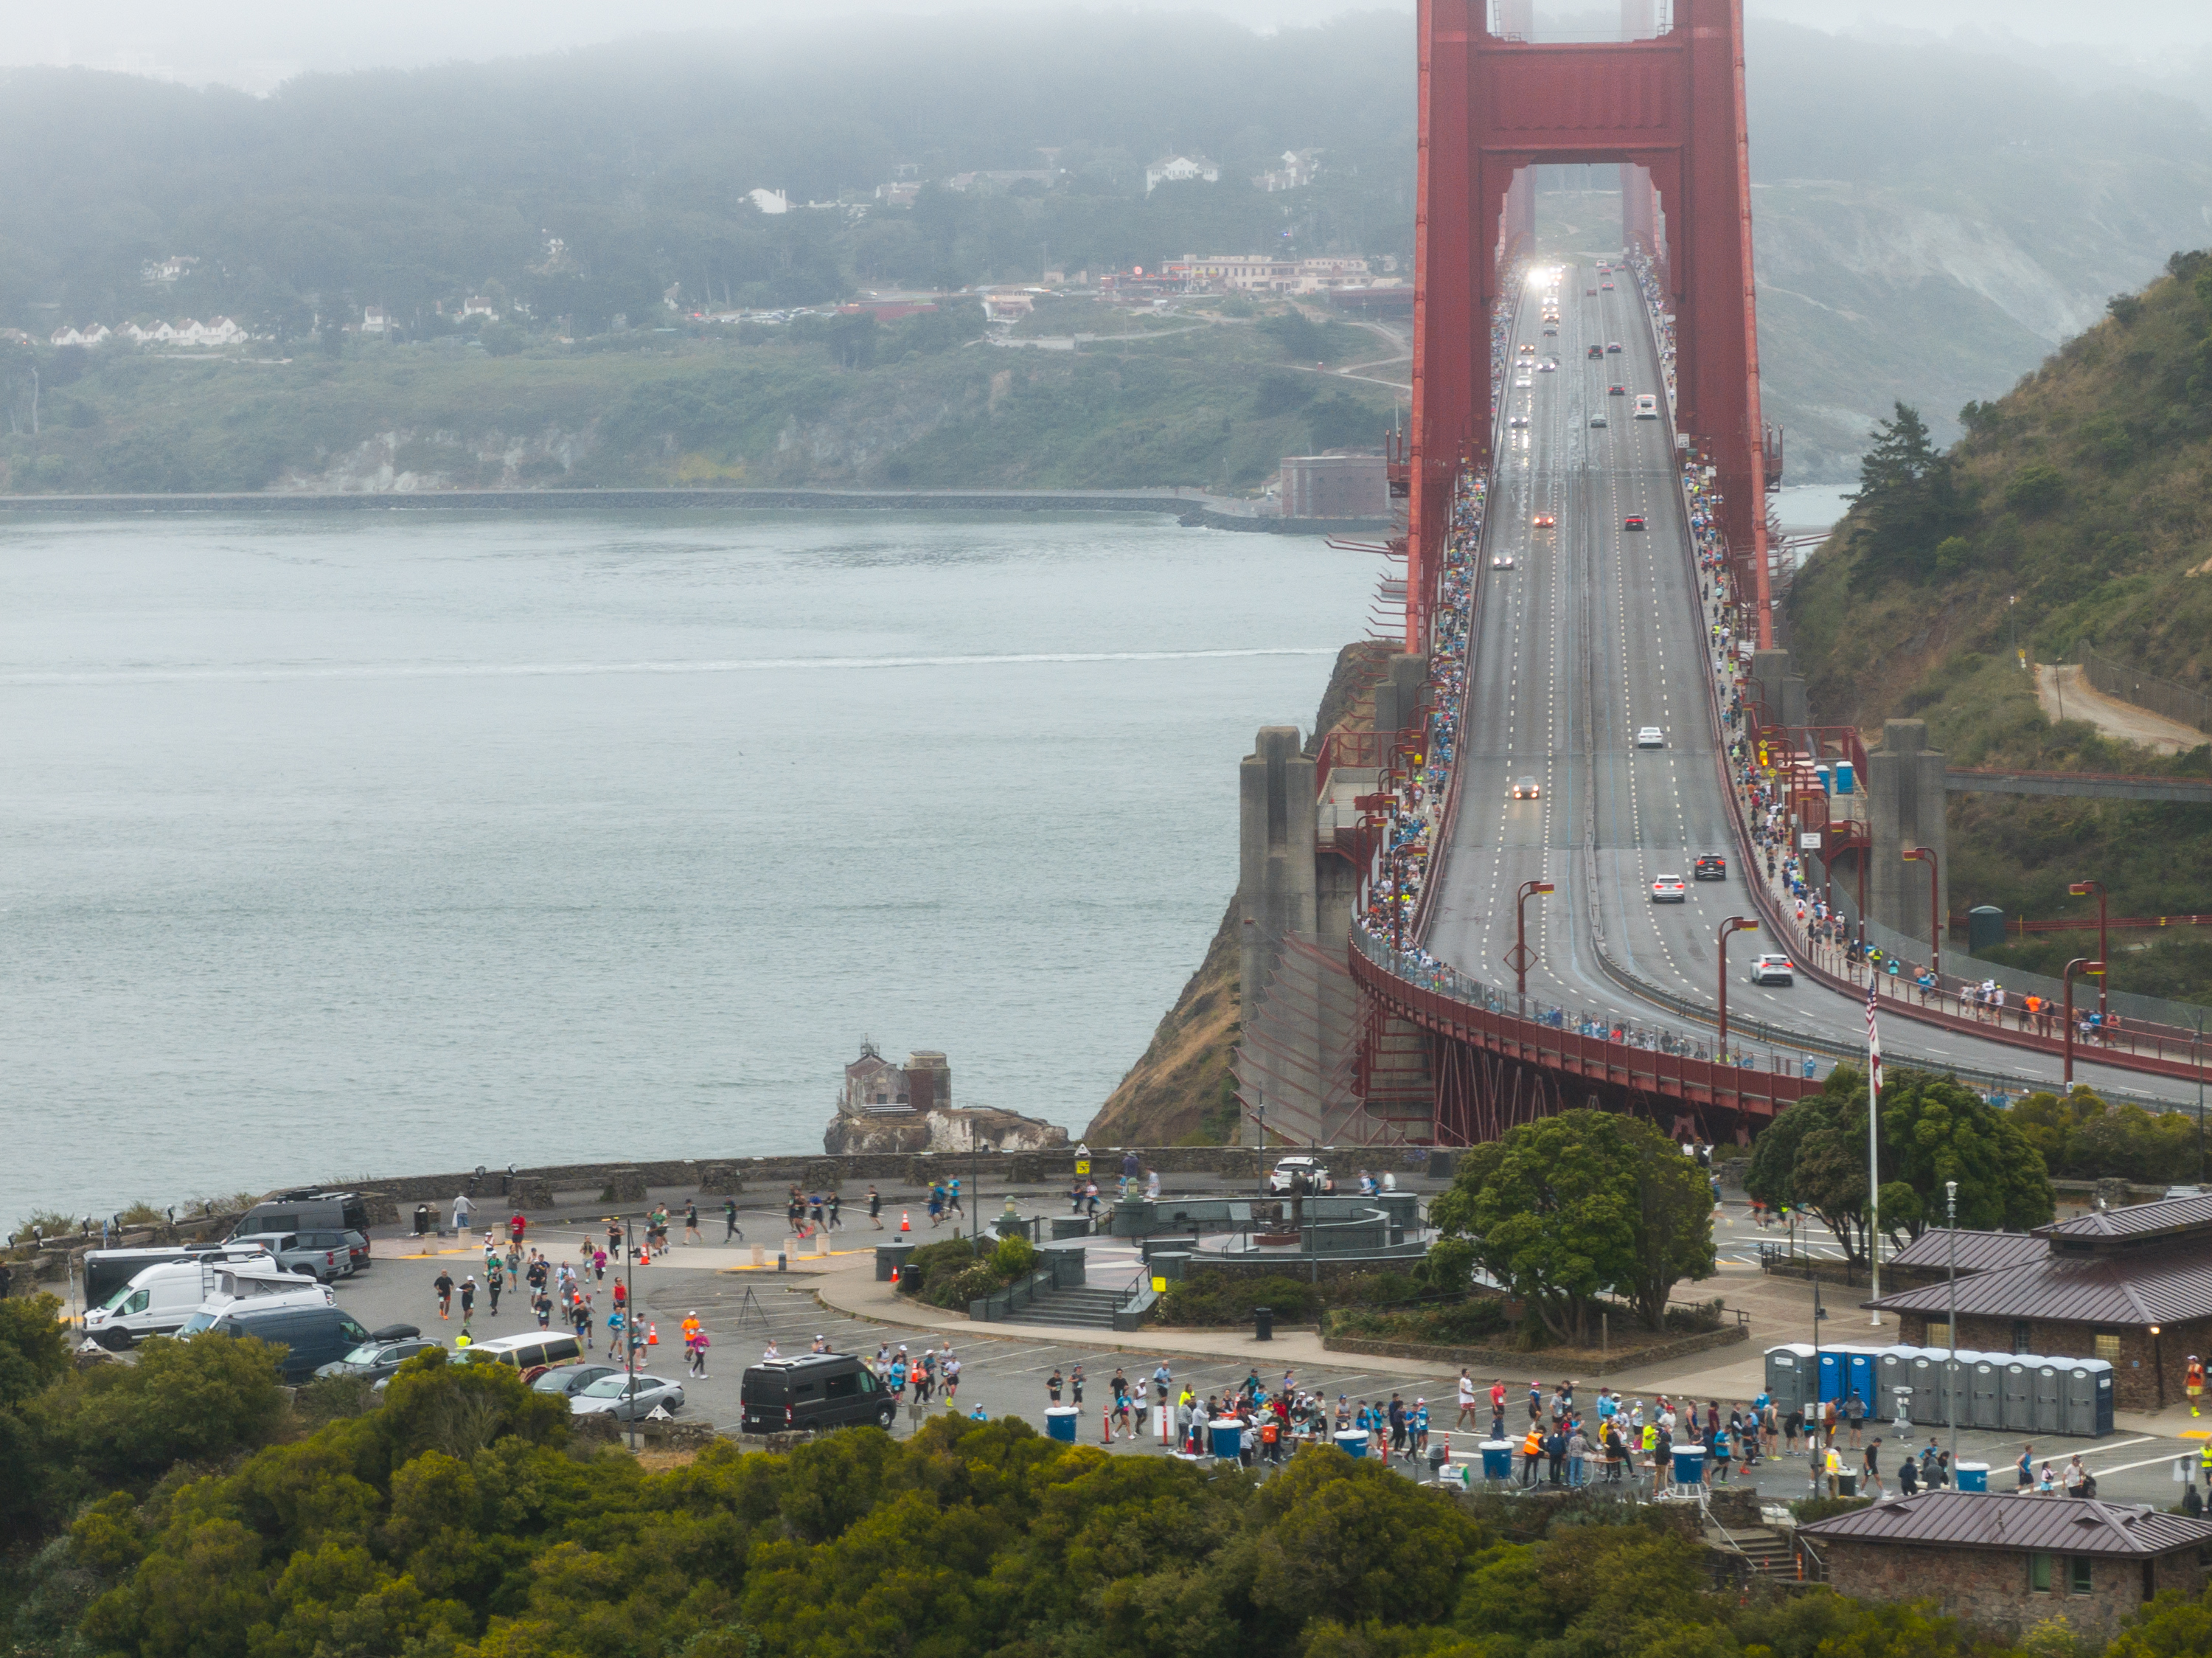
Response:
[2067, 881, 2109, 1021]
[1945, 1179, 1960, 1475]
[1511, 880, 1554, 996]
[2062, 957, 2107, 1084]
[1903, 847, 1940, 982]
[2194, 1014, 2205, 1187]
[1717, 916, 1759, 1057]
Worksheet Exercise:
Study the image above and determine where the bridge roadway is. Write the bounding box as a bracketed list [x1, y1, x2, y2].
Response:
[1418, 263, 2193, 1110]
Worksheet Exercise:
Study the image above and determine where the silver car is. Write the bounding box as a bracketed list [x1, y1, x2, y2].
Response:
[568, 1373, 686, 1421]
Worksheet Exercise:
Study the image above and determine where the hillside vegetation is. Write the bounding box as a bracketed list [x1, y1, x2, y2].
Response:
[1788, 251, 2212, 1002]
[0, 306, 1396, 496]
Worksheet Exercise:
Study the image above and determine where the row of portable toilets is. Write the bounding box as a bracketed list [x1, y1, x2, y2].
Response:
[1765, 1345, 2114, 1439]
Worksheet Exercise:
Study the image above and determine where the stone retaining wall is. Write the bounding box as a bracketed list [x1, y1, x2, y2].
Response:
[1322, 1322, 1748, 1376]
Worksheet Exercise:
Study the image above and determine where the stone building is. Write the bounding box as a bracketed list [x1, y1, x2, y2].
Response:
[1867, 1194, 2212, 1412]
[824, 1043, 1065, 1156]
[841, 1044, 949, 1116]
[1797, 1491, 2212, 1645]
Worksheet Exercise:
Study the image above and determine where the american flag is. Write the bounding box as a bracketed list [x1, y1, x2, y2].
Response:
[1866, 977, 1883, 1094]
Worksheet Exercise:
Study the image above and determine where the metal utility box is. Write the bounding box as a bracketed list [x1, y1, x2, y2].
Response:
[2032, 1363, 2066, 1434]
[2065, 1362, 2115, 1438]
[1970, 1356, 2003, 1428]
[1764, 1345, 1815, 1415]
[2000, 1360, 2037, 1430]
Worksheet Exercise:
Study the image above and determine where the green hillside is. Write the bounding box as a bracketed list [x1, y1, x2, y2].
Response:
[1787, 251, 2212, 1004]
[0, 304, 1396, 496]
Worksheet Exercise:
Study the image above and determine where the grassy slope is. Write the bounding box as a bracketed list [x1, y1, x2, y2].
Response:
[1, 310, 1397, 496]
[1787, 256, 2212, 1003]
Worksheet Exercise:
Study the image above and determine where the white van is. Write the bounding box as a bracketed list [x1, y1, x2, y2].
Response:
[84, 1255, 324, 1348]
[1633, 393, 1660, 420]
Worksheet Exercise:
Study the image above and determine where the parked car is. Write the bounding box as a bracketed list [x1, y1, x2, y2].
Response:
[1694, 855, 1728, 880]
[532, 1363, 624, 1398]
[185, 1303, 376, 1384]
[742, 1354, 891, 1434]
[1748, 954, 1795, 985]
[229, 1190, 375, 1248]
[82, 1253, 319, 1348]
[570, 1374, 686, 1421]
[79, 1243, 274, 1319]
[1650, 875, 1687, 903]
[453, 1331, 588, 1382]
[229, 1230, 358, 1283]
[1267, 1156, 1336, 1196]
[315, 1326, 442, 1384]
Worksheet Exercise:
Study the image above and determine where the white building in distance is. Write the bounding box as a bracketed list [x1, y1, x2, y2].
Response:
[1144, 154, 1220, 194]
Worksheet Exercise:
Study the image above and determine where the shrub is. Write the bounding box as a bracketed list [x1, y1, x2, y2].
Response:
[1153, 1273, 1320, 1328]
[894, 1235, 978, 1300]
[990, 1234, 1037, 1280]
[2005, 462, 2067, 517]
[939, 1264, 1003, 1309]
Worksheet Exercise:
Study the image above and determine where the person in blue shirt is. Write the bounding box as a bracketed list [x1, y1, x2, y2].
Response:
[1413, 1400, 1430, 1453]
[1709, 1423, 1731, 1481]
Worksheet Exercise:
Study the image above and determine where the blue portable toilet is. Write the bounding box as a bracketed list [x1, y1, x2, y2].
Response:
[2033, 1363, 2065, 1435]
[1969, 1355, 2003, 1428]
[1846, 1350, 1877, 1415]
[2065, 1362, 2114, 1437]
[1765, 1345, 1816, 1415]
[2000, 1359, 2037, 1430]
[1834, 760, 1855, 795]
[1816, 1349, 1846, 1404]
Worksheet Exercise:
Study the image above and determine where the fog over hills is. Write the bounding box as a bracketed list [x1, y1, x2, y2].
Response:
[2, 10, 2207, 482]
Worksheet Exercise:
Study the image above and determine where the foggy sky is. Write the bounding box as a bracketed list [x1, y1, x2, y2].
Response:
[7, 0, 2209, 94]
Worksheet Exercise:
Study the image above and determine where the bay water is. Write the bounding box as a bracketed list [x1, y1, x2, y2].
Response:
[0, 510, 1371, 1231]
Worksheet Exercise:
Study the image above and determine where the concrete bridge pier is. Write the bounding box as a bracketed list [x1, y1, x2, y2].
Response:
[1866, 718, 1948, 955]
[1371, 651, 1429, 740]
[1238, 726, 1320, 1147]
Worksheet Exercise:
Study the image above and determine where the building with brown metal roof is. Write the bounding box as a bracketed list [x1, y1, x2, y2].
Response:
[1868, 1196, 2212, 1412]
[1797, 1491, 2212, 1645]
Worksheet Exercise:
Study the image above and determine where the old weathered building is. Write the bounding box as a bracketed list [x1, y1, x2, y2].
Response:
[1867, 1195, 2212, 1412]
[1797, 1491, 2212, 1645]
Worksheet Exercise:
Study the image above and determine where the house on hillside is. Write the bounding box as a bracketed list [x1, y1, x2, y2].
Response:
[1797, 1491, 2212, 1645]
[48, 325, 111, 347]
[747, 188, 790, 215]
[1144, 155, 1220, 194]
[1253, 149, 1323, 192]
[360, 306, 393, 335]
[460, 296, 498, 321]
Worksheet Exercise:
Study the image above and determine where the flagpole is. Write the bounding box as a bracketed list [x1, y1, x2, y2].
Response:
[1868, 978, 1882, 1324]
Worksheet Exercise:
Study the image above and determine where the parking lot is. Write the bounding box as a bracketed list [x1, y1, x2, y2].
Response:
[278, 1191, 2212, 1512]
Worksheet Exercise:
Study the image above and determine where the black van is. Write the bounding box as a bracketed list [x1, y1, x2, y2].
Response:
[229, 1191, 374, 1255]
[740, 1353, 895, 1435]
[193, 1303, 375, 1383]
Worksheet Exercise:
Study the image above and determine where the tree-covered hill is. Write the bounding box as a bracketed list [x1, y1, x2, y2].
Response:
[1787, 252, 2212, 1000]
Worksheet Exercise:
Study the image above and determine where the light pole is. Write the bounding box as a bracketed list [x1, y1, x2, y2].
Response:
[624, 1217, 639, 1454]
[2067, 880, 2109, 1021]
[2194, 1015, 2205, 1186]
[1945, 1179, 1960, 1475]
[2062, 957, 2106, 1083]
[1717, 916, 1759, 1057]
[1511, 880, 1554, 996]
[1903, 847, 1940, 982]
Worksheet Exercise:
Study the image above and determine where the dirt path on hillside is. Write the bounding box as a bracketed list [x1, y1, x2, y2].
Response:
[2037, 663, 2207, 754]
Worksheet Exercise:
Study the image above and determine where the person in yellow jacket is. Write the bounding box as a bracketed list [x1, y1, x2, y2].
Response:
[1826, 1443, 1846, 1497]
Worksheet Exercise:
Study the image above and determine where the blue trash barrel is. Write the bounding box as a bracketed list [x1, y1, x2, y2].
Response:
[1334, 1429, 1368, 1460]
[1481, 1439, 1514, 1480]
[1670, 1444, 1708, 1485]
[1955, 1460, 1989, 1492]
[1209, 1418, 1245, 1460]
[1045, 1406, 1079, 1444]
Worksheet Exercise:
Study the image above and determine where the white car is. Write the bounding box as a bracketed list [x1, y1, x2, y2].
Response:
[1748, 954, 1795, 985]
[1650, 875, 1686, 903]
[1636, 726, 1665, 748]
[1492, 554, 1516, 569]
[1267, 1156, 1335, 1196]
[1590, 414, 1607, 429]
[568, 1373, 686, 1420]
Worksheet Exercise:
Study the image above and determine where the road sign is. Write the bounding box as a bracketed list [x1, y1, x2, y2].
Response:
[1503, 944, 1537, 975]
[1074, 1160, 1090, 1176]
[1799, 830, 1822, 852]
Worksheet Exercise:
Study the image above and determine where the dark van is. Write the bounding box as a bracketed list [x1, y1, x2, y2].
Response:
[740, 1353, 894, 1435]
[229, 1190, 374, 1257]
[184, 1303, 375, 1383]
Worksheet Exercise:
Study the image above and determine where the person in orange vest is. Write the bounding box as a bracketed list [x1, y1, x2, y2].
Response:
[1520, 1422, 1544, 1486]
[2188, 1355, 2205, 1418]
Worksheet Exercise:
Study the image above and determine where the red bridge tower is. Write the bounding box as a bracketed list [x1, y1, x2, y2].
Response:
[1407, 0, 1770, 648]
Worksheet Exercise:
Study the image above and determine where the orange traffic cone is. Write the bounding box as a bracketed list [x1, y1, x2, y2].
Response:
[900, 1212, 911, 1232]
[647, 1322, 658, 1347]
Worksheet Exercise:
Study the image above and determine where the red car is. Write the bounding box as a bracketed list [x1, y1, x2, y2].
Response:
[1533, 513, 1556, 528]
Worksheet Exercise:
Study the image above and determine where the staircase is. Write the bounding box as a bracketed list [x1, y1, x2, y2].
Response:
[1707, 1522, 1797, 1579]
[995, 1284, 1126, 1331]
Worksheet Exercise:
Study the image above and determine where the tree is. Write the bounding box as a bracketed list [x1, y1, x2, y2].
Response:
[1881, 1071, 2055, 1236]
[1746, 1069, 1876, 1265]
[1430, 1110, 1714, 1339]
[0, 1292, 72, 1409]
[1848, 403, 1966, 585]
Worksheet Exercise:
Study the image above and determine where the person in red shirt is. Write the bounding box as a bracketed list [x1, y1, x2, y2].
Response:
[509, 1213, 527, 1245]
